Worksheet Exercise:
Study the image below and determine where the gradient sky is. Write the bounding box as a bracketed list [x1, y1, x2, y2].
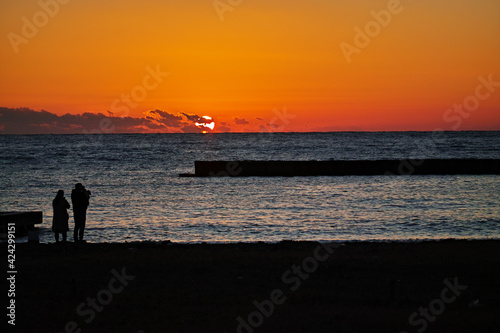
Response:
[1, 0, 499, 133]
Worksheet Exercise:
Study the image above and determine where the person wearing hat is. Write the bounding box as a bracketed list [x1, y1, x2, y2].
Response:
[71, 183, 91, 242]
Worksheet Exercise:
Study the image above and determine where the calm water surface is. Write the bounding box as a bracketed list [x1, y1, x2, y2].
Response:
[1, 132, 499, 243]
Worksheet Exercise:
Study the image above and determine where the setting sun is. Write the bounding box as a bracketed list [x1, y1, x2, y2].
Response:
[195, 116, 216, 132]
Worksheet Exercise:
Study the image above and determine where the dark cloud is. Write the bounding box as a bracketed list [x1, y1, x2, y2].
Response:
[0, 107, 58, 124]
[217, 125, 231, 132]
[196, 117, 214, 125]
[0, 107, 249, 134]
[0, 107, 201, 134]
[144, 110, 184, 127]
[58, 112, 157, 132]
[234, 117, 249, 125]
[181, 112, 200, 122]
[179, 113, 217, 132]
[180, 125, 203, 133]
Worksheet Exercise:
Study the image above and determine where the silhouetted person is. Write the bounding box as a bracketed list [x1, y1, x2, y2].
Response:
[52, 190, 70, 242]
[71, 183, 90, 242]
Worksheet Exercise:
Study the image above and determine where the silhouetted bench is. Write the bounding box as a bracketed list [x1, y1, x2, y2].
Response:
[0, 211, 43, 235]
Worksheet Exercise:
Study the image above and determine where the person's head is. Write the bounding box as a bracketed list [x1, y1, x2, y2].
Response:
[75, 183, 84, 190]
[55, 190, 64, 199]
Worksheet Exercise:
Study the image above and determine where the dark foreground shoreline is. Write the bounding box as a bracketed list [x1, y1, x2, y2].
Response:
[10, 240, 500, 332]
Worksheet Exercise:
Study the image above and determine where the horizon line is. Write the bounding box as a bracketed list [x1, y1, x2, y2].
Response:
[1, 129, 499, 136]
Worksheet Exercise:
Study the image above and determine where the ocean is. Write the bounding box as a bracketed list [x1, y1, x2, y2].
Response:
[1, 131, 499, 243]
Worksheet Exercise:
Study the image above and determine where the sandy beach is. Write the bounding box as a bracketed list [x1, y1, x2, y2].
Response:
[8, 240, 499, 332]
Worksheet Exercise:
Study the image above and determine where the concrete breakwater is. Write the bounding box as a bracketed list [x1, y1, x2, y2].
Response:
[181, 159, 500, 177]
[0, 211, 43, 235]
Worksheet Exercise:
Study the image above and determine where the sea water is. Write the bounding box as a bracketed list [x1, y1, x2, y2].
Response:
[0, 131, 499, 243]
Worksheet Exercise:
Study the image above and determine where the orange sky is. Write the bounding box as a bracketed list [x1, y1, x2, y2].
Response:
[1, 0, 499, 133]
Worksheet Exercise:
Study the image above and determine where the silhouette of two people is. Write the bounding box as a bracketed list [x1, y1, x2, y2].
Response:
[52, 183, 91, 243]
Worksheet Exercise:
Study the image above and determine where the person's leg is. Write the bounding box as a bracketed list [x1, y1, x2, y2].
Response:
[79, 214, 86, 240]
[55, 232, 59, 242]
[74, 220, 79, 242]
[75, 211, 83, 242]
[62, 231, 67, 242]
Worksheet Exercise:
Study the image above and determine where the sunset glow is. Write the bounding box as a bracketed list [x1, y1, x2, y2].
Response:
[1, 0, 499, 133]
[195, 116, 216, 131]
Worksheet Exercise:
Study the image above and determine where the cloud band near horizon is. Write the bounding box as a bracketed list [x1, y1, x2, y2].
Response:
[0, 107, 203, 134]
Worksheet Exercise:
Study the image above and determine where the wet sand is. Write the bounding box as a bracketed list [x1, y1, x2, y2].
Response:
[11, 240, 500, 332]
